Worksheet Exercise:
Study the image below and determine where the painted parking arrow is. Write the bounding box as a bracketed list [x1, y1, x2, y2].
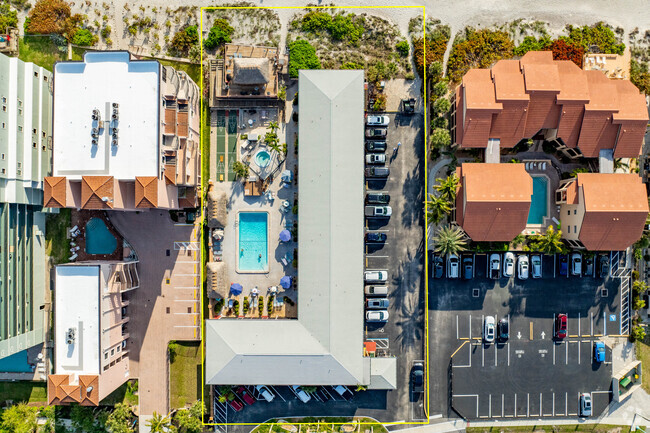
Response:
[517, 332, 522, 339]
[541, 331, 546, 339]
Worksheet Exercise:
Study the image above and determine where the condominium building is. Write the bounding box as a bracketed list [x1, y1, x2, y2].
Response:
[452, 51, 648, 159]
[43, 51, 200, 210]
[0, 53, 52, 362]
[556, 173, 649, 250]
[48, 261, 139, 406]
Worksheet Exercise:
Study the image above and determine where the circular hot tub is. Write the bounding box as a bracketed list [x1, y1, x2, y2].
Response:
[255, 150, 271, 168]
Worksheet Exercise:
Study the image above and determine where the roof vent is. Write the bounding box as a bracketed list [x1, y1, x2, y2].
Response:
[91, 139, 97, 145]
[66, 328, 76, 344]
[112, 139, 118, 146]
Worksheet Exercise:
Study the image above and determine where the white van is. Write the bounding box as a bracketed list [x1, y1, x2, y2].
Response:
[255, 385, 274, 402]
[365, 285, 388, 296]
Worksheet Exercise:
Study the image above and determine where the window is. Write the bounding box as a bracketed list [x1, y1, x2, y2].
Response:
[44, 76, 48, 82]
[110, 348, 114, 356]
[34, 71, 38, 77]
[568, 226, 571, 233]
[17, 162, 21, 168]
[1, 154, 4, 160]
[2, 106, 5, 112]
[1, 123, 4, 129]
[18, 108, 22, 116]
[104, 352, 108, 360]
[1, 97, 5, 103]
[574, 225, 577, 233]
[567, 210, 570, 215]
[42, 131, 45, 138]
[574, 209, 577, 215]
[17, 169, 21, 176]
[17, 126, 22, 132]
[17, 100, 22, 107]
[116, 345, 121, 353]
[42, 145, 45, 151]
[33, 142, 37, 148]
[32, 128, 36, 134]
[1, 169, 5, 174]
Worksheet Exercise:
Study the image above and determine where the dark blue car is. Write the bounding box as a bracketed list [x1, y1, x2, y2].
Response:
[559, 254, 568, 276]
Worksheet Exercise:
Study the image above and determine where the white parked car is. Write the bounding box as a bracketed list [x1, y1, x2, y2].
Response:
[364, 285, 388, 296]
[580, 393, 592, 417]
[365, 153, 386, 164]
[531, 254, 542, 278]
[503, 252, 515, 278]
[290, 385, 312, 403]
[366, 310, 389, 322]
[255, 385, 275, 402]
[517, 254, 529, 280]
[571, 252, 582, 276]
[484, 316, 495, 343]
[364, 270, 388, 283]
[366, 115, 390, 126]
[447, 254, 459, 279]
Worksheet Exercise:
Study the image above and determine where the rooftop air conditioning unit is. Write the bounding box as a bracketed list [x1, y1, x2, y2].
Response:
[112, 113, 118, 120]
[112, 128, 118, 134]
[66, 328, 76, 344]
[92, 128, 98, 135]
[91, 133, 98, 139]
[112, 140, 118, 146]
[112, 133, 118, 139]
[92, 113, 98, 120]
[91, 139, 97, 145]
[112, 103, 119, 108]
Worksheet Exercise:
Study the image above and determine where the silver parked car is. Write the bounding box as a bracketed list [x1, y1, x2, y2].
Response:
[517, 254, 529, 280]
[364, 270, 388, 283]
[503, 252, 515, 278]
[484, 316, 495, 343]
[366, 298, 389, 309]
[571, 252, 582, 276]
[531, 254, 542, 278]
[366, 310, 389, 322]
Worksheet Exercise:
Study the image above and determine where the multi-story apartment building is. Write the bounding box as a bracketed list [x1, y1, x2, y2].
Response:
[43, 51, 200, 210]
[0, 53, 52, 362]
[48, 261, 139, 405]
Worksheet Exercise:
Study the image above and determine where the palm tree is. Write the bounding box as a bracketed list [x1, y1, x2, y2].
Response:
[530, 225, 565, 254]
[434, 174, 459, 201]
[147, 412, 172, 433]
[432, 225, 467, 256]
[267, 141, 282, 155]
[268, 121, 279, 133]
[426, 194, 452, 225]
[614, 158, 629, 172]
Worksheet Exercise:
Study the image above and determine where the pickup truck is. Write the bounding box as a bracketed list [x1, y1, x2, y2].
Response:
[365, 206, 392, 217]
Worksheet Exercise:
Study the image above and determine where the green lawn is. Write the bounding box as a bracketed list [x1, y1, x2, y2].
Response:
[467, 426, 631, 433]
[169, 341, 202, 409]
[636, 335, 650, 393]
[0, 382, 47, 403]
[45, 208, 71, 265]
[100, 380, 139, 406]
[18, 36, 84, 71]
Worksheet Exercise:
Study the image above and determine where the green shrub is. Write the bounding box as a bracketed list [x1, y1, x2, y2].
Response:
[340, 61, 364, 70]
[203, 18, 234, 49]
[630, 325, 647, 342]
[233, 300, 239, 316]
[430, 128, 451, 149]
[396, 40, 409, 57]
[72, 28, 96, 46]
[564, 22, 625, 54]
[258, 296, 264, 316]
[301, 10, 331, 33]
[0, 2, 18, 30]
[432, 117, 448, 129]
[267, 295, 274, 316]
[278, 85, 286, 101]
[170, 25, 198, 56]
[447, 28, 514, 82]
[168, 341, 179, 362]
[288, 39, 321, 78]
[300, 11, 364, 44]
[412, 29, 449, 78]
[514, 35, 551, 56]
[100, 25, 111, 38]
[433, 81, 448, 98]
[433, 98, 451, 115]
[26, 0, 71, 35]
[631, 59, 650, 95]
[243, 297, 249, 314]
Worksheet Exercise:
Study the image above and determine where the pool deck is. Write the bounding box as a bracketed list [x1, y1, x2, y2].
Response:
[210, 91, 298, 316]
[520, 158, 560, 234]
[70, 210, 124, 262]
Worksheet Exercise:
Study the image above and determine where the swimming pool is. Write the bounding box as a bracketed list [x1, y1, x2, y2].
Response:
[255, 150, 271, 168]
[85, 218, 117, 255]
[0, 350, 33, 373]
[238, 212, 269, 272]
[527, 176, 548, 224]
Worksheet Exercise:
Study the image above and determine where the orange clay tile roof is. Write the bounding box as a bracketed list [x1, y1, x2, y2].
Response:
[81, 176, 114, 209]
[454, 51, 648, 157]
[491, 60, 529, 101]
[456, 163, 533, 242]
[48, 374, 100, 406]
[178, 186, 197, 208]
[164, 164, 177, 185]
[556, 61, 590, 102]
[462, 69, 502, 111]
[576, 173, 649, 251]
[44, 176, 67, 207]
[135, 176, 158, 208]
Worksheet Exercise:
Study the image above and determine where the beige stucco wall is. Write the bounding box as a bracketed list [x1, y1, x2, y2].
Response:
[559, 187, 585, 240]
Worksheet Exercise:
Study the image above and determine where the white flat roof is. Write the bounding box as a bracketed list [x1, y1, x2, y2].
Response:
[54, 265, 100, 376]
[52, 51, 160, 180]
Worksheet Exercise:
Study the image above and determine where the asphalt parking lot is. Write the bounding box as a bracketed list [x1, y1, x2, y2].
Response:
[428, 251, 624, 420]
[212, 112, 426, 428]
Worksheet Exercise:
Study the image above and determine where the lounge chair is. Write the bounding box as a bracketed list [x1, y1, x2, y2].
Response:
[281, 257, 288, 266]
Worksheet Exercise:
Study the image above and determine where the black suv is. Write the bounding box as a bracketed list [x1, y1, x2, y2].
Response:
[365, 167, 390, 178]
[365, 141, 387, 152]
[498, 317, 509, 341]
[365, 233, 387, 243]
[366, 193, 390, 204]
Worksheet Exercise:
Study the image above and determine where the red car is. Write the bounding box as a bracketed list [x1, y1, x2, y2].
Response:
[554, 313, 567, 339]
[227, 398, 243, 411]
[235, 386, 256, 405]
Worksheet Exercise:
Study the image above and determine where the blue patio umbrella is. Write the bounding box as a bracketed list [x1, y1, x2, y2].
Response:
[279, 229, 292, 242]
[230, 283, 243, 296]
[280, 276, 292, 289]
[281, 170, 293, 183]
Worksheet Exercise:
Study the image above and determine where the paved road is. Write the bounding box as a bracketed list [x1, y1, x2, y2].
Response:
[109, 210, 201, 416]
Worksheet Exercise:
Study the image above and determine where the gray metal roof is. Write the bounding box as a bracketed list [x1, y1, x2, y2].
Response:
[206, 70, 379, 386]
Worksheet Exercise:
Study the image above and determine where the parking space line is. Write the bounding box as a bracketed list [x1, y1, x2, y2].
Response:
[566, 341, 569, 364]
[489, 394, 491, 418]
[552, 393, 555, 416]
[565, 392, 568, 416]
[578, 313, 580, 336]
[514, 393, 517, 417]
[578, 341, 581, 364]
[527, 393, 530, 417]
[507, 342, 510, 366]
[456, 315, 459, 340]
[502, 394, 504, 418]
[495, 342, 497, 366]
[539, 393, 542, 417]
[469, 315, 472, 341]
[530, 322, 533, 340]
[553, 343, 555, 365]
[482, 341, 485, 367]
[604, 311, 607, 335]
[591, 312, 594, 336]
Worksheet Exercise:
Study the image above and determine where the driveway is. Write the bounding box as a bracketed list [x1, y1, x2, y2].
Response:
[109, 210, 201, 416]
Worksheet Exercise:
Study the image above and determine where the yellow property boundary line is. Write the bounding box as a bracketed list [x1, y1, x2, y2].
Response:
[199, 4, 429, 427]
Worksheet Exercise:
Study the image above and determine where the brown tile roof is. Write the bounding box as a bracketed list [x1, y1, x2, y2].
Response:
[463, 69, 502, 111]
[178, 186, 197, 208]
[81, 176, 114, 209]
[44, 176, 67, 207]
[47, 374, 100, 406]
[135, 176, 158, 208]
[456, 163, 533, 242]
[454, 51, 648, 157]
[164, 164, 177, 185]
[576, 173, 649, 250]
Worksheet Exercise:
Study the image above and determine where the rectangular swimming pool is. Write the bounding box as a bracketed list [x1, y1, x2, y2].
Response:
[238, 212, 269, 272]
[0, 350, 33, 373]
[527, 176, 548, 224]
